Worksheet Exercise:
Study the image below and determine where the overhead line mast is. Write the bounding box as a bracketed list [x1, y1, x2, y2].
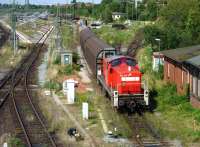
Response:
[25, 0, 29, 9]
[11, 0, 17, 55]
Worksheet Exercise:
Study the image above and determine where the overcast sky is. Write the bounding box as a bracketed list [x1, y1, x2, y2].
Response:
[0, 0, 102, 5]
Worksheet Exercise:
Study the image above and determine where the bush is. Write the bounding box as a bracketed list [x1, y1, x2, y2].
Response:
[72, 52, 80, 64]
[43, 81, 62, 91]
[156, 83, 188, 109]
[138, 47, 153, 73]
[8, 137, 25, 147]
[53, 55, 61, 65]
[63, 65, 73, 75]
[73, 64, 81, 71]
[75, 92, 90, 104]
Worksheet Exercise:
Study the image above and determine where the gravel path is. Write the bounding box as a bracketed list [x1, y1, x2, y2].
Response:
[77, 46, 92, 84]
[52, 92, 96, 147]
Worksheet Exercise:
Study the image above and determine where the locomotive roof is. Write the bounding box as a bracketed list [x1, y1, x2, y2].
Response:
[106, 55, 134, 63]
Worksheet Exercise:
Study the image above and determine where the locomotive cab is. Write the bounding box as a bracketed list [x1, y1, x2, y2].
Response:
[105, 56, 142, 94]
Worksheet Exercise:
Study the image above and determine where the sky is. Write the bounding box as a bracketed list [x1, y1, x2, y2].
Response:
[0, 0, 102, 5]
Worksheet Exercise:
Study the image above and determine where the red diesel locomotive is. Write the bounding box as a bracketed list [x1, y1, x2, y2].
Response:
[80, 27, 149, 109]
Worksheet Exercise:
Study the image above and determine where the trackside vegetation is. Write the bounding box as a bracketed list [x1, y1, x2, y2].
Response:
[137, 47, 200, 145]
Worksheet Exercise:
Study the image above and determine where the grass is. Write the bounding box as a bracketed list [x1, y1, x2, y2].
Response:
[0, 41, 28, 68]
[94, 91, 133, 138]
[74, 90, 133, 138]
[94, 21, 146, 47]
[61, 23, 77, 50]
[8, 137, 25, 147]
[36, 91, 83, 146]
[137, 47, 200, 146]
[17, 23, 36, 36]
[43, 80, 62, 92]
[16, 19, 50, 36]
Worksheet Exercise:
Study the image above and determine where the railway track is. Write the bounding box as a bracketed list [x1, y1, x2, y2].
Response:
[0, 26, 57, 147]
[0, 27, 51, 107]
[127, 111, 171, 147]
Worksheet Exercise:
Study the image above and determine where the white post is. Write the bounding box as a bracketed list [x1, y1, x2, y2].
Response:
[67, 79, 75, 104]
[82, 102, 89, 119]
[3, 142, 8, 147]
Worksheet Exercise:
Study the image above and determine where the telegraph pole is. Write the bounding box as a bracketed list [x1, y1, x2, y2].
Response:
[92, 0, 94, 19]
[25, 0, 29, 10]
[126, 0, 129, 20]
[55, 4, 62, 52]
[135, 0, 138, 21]
[71, 0, 76, 19]
[11, 0, 17, 55]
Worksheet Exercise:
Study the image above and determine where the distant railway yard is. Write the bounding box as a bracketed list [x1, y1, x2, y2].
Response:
[1, 1, 200, 147]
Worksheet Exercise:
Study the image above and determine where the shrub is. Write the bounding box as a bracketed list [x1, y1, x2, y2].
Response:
[138, 47, 153, 73]
[53, 55, 61, 65]
[63, 65, 73, 75]
[156, 83, 188, 108]
[73, 64, 81, 71]
[72, 52, 80, 64]
[43, 81, 62, 91]
[75, 92, 90, 104]
[8, 137, 25, 147]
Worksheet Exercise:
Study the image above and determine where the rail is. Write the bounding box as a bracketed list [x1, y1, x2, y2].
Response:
[8, 26, 56, 147]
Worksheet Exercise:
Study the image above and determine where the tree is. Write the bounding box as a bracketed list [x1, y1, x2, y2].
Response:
[186, 9, 200, 37]
[143, 0, 200, 49]
[143, 0, 158, 20]
[102, 5, 113, 23]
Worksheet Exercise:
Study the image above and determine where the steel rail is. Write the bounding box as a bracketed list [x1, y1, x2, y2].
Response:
[10, 27, 55, 147]
[24, 27, 57, 147]
[129, 108, 170, 147]
[0, 27, 53, 108]
[11, 67, 32, 147]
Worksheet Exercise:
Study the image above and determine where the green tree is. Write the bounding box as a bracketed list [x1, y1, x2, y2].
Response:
[186, 9, 200, 37]
[143, 0, 200, 49]
[102, 5, 113, 23]
[143, 0, 158, 20]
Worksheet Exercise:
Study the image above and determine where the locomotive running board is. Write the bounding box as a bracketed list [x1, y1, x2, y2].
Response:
[97, 75, 113, 97]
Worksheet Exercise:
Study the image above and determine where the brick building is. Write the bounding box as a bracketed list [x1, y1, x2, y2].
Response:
[161, 45, 200, 108]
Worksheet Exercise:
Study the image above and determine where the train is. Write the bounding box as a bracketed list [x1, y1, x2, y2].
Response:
[79, 25, 149, 110]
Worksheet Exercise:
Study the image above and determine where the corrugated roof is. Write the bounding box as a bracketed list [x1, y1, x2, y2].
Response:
[185, 55, 200, 68]
[161, 45, 200, 62]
